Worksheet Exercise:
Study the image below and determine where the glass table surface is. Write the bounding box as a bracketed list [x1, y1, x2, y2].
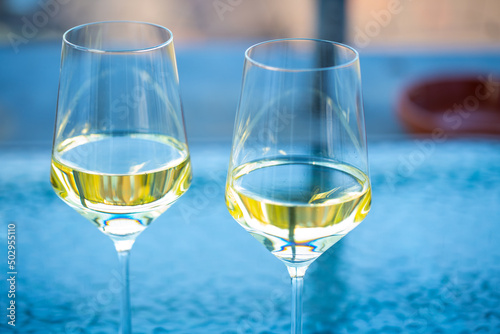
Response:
[0, 139, 499, 334]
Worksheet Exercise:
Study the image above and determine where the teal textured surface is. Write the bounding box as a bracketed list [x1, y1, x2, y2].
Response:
[0, 140, 499, 333]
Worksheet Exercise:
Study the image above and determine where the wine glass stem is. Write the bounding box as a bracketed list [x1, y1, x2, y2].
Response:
[291, 276, 304, 334]
[118, 250, 132, 334]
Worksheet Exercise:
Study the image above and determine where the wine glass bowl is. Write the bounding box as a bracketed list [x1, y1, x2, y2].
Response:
[50, 21, 191, 245]
[225, 39, 371, 333]
[50, 21, 191, 333]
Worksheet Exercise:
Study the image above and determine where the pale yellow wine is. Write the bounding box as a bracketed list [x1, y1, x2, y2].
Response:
[226, 157, 371, 264]
[51, 133, 191, 238]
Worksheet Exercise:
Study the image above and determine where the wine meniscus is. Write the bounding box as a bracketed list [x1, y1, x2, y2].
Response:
[226, 156, 371, 265]
[51, 133, 191, 238]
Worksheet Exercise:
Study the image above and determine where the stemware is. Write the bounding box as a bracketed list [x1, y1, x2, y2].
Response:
[50, 21, 191, 333]
[225, 39, 371, 333]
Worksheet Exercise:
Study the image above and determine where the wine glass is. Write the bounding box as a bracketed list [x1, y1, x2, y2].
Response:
[225, 39, 371, 333]
[50, 21, 191, 333]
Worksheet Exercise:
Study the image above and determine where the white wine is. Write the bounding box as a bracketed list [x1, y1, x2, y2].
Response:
[226, 157, 371, 265]
[51, 133, 191, 239]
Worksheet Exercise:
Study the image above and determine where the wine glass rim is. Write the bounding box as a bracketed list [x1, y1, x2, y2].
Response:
[63, 20, 173, 54]
[245, 38, 359, 72]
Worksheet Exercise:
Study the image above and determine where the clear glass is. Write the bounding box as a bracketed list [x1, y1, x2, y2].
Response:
[225, 39, 371, 333]
[50, 21, 192, 333]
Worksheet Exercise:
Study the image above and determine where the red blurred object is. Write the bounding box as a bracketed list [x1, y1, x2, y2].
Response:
[397, 75, 500, 136]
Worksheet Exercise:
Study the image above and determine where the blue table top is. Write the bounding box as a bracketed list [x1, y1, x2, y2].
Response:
[1, 139, 499, 333]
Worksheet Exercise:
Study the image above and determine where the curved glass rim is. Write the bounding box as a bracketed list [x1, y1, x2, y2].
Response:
[63, 20, 173, 54]
[245, 38, 359, 72]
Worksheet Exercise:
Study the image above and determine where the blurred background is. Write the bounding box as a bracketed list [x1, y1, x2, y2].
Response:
[1, 0, 499, 145]
[1, 2, 500, 333]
